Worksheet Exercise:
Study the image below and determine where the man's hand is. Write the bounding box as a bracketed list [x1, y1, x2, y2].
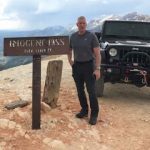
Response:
[69, 60, 74, 67]
[67, 50, 74, 67]
[93, 69, 101, 80]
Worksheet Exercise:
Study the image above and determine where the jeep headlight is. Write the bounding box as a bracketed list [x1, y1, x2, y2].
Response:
[109, 48, 117, 57]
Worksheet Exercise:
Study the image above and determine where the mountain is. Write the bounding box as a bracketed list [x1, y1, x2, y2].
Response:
[87, 14, 120, 32]
[87, 12, 150, 32]
[1, 12, 150, 70]
[122, 12, 150, 21]
[28, 26, 67, 36]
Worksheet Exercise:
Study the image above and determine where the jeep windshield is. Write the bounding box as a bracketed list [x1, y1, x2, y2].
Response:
[102, 21, 150, 41]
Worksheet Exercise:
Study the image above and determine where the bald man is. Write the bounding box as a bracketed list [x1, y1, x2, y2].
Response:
[68, 16, 101, 125]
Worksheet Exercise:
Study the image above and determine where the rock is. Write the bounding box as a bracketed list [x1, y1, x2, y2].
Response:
[14, 109, 30, 120]
[15, 124, 22, 130]
[67, 142, 85, 150]
[28, 104, 32, 111]
[85, 128, 100, 141]
[13, 124, 25, 137]
[111, 106, 116, 110]
[0, 142, 6, 146]
[108, 137, 113, 140]
[32, 141, 36, 144]
[140, 118, 150, 122]
[80, 138, 86, 142]
[19, 129, 26, 137]
[8, 121, 16, 129]
[50, 140, 66, 150]
[8, 113, 14, 120]
[5, 100, 29, 110]
[0, 119, 9, 129]
[47, 119, 58, 128]
[41, 102, 51, 113]
[143, 119, 149, 122]
[24, 134, 30, 140]
[144, 119, 149, 122]
[68, 123, 74, 129]
[59, 120, 65, 124]
[102, 123, 109, 128]
[60, 104, 66, 110]
[4, 77, 10, 80]
[43, 139, 66, 149]
[78, 129, 85, 135]
[42, 60, 63, 108]
[61, 132, 68, 137]
[43, 138, 52, 145]
[10, 79, 15, 82]
[109, 122, 113, 125]
[28, 102, 51, 113]
[14, 132, 20, 138]
[68, 118, 79, 128]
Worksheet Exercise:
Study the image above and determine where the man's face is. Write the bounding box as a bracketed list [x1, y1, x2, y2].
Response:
[76, 18, 87, 33]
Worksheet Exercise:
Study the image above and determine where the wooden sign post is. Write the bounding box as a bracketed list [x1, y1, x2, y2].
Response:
[4, 36, 69, 129]
[32, 55, 41, 129]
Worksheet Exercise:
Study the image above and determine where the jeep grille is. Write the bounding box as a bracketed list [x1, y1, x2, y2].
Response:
[120, 48, 150, 67]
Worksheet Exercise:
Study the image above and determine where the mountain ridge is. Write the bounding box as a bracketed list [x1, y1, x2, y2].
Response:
[1, 12, 150, 70]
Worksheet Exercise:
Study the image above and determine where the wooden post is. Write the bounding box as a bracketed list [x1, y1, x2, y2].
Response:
[32, 55, 41, 129]
[42, 60, 63, 108]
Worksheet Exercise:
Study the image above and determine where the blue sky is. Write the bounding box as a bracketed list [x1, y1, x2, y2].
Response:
[0, 0, 150, 30]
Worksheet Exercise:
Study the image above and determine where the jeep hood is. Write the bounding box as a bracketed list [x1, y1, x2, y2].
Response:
[102, 39, 150, 48]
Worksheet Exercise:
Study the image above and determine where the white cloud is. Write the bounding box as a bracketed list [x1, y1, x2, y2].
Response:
[87, 0, 101, 1]
[101, 0, 109, 4]
[0, 0, 149, 30]
[36, 0, 68, 14]
[0, 0, 10, 14]
[0, 18, 22, 30]
[36, 1, 60, 14]
[0, 0, 23, 30]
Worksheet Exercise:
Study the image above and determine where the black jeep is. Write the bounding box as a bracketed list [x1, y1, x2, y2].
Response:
[95, 20, 150, 97]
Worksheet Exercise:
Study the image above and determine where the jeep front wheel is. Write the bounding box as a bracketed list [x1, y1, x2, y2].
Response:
[95, 76, 104, 97]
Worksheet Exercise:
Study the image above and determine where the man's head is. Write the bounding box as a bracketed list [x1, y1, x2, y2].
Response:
[76, 16, 87, 34]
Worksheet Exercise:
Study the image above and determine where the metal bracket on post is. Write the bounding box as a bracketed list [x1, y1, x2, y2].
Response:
[32, 55, 41, 129]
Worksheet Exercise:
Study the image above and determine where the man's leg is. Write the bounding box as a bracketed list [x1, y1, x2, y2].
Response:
[84, 63, 99, 124]
[72, 64, 88, 117]
[85, 75, 99, 115]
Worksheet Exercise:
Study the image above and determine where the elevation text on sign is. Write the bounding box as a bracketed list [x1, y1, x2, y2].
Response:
[4, 36, 69, 56]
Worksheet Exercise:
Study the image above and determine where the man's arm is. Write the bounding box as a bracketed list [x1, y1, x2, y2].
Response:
[67, 49, 74, 66]
[93, 47, 101, 80]
[93, 47, 101, 69]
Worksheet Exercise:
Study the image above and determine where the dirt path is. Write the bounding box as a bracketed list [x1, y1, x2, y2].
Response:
[0, 55, 150, 150]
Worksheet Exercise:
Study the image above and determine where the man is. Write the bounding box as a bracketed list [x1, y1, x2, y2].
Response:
[68, 16, 101, 125]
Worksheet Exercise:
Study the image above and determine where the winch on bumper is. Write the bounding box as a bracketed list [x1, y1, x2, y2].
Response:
[102, 65, 150, 87]
[101, 50, 150, 87]
[100, 41, 150, 87]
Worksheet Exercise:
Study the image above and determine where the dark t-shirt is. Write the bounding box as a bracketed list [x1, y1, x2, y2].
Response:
[70, 30, 100, 62]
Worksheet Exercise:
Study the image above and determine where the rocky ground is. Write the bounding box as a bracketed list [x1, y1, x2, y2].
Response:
[0, 55, 150, 150]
